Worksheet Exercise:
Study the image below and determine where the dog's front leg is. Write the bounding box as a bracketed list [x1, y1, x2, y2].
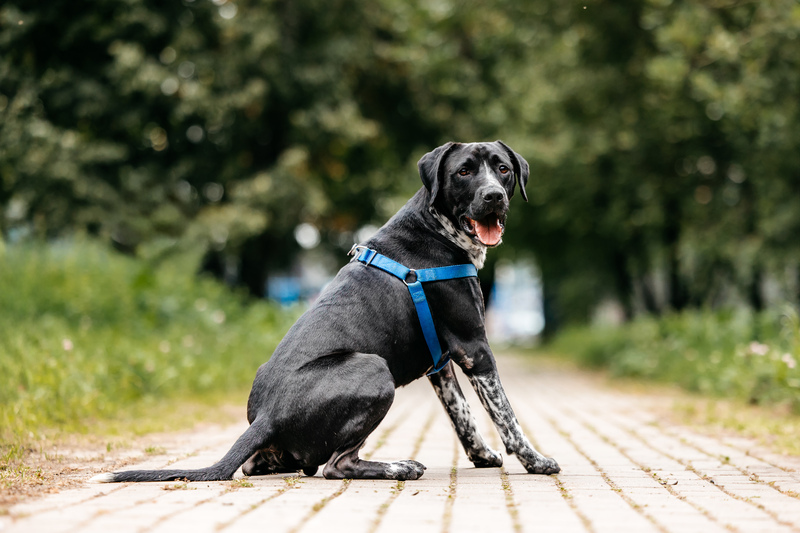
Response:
[467, 370, 560, 475]
[428, 364, 503, 468]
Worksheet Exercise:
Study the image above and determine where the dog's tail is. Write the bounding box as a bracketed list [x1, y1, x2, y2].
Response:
[90, 417, 270, 483]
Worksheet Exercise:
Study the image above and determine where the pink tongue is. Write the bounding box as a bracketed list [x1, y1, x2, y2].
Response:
[475, 218, 503, 246]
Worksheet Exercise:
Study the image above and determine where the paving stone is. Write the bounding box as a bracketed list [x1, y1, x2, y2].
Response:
[3, 355, 800, 533]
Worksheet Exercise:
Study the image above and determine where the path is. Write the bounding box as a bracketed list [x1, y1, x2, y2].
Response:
[3, 355, 800, 533]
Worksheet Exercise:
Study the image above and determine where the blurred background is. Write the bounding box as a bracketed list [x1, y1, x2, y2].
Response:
[5, 0, 800, 326]
[2, 0, 800, 446]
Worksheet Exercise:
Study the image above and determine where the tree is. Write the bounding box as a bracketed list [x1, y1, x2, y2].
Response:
[3, 0, 799, 320]
[502, 0, 800, 324]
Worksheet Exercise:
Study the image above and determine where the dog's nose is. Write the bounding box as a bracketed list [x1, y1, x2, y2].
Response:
[483, 190, 504, 204]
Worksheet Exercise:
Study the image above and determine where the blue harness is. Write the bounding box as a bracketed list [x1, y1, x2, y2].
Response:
[349, 245, 478, 375]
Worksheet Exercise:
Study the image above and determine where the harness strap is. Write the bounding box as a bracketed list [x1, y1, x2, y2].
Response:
[352, 246, 478, 375]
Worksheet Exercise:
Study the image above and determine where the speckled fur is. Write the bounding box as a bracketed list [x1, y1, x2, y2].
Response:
[90, 141, 558, 485]
[467, 373, 559, 474]
[428, 365, 502, 467]
[429, 207, 489, 269]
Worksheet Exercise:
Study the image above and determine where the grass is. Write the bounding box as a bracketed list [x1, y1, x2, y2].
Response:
[283, 475, 303, 489]
[0, 238, 298, 460]
[228, 478, 254, 489]
[544, 307, 800, 413]
[144, 446, 167, 455]
[670, 395, 800, 457]
[535, 307, 800, 456]
[163, 481, 196, 491]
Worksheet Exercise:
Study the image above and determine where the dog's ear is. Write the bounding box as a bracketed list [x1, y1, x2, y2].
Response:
[418, 142, 457, 207]
[495, 140, 529, 202]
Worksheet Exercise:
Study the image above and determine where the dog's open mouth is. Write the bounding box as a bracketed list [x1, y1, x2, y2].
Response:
[462, 214, 505, 247]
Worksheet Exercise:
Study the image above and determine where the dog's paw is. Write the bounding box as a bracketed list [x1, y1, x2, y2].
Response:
[387, 460, 426, 480]
[523, 456, 560, 475]
[470, 448, 503, 468]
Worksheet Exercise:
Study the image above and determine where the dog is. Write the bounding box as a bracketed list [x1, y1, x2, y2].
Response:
[92, 140, 560, 483]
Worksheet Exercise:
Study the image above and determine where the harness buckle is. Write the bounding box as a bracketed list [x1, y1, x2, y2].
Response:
[404, 270, 418, 285]
[348, 243, 367, 258]
[349, 244, 378, 267]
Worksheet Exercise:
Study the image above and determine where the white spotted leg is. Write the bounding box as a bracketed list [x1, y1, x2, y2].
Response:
[428, 363, 503, 468]
[467, 371, 560, 474]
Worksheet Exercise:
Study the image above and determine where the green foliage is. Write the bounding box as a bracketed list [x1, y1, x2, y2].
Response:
[2, 0, 800, 321]
[0, 239, 296, 445]
[503, 0, 800, 322]
[549, 308, 800, 412]
[0, 0, 526, 254]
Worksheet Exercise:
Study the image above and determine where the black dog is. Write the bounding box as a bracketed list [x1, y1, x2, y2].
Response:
[92, 141, 560, 483]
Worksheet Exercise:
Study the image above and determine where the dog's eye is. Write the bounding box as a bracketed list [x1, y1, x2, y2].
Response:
[458, 168, 470, 176]
[499, 165, 510, 174]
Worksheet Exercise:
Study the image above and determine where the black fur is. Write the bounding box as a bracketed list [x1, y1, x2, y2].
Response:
[96, 141, 559, 483]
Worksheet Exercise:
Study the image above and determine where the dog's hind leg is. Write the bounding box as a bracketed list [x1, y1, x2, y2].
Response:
[428, 363, 503, 468]
[316, 354, 425, 481]
[242, 448, 302, 476]
[323, 439, 426, 481]
[241, 448, 319, 477]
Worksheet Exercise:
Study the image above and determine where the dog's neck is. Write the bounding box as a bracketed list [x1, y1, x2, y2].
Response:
[365, 189, 488, 270]
[427, 207, 487, 270]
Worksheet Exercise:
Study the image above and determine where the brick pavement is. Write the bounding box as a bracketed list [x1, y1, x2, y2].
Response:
[2, 355, 800, 533]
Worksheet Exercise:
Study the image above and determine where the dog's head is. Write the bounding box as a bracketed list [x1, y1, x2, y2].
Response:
[418, 141, 529, 248]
